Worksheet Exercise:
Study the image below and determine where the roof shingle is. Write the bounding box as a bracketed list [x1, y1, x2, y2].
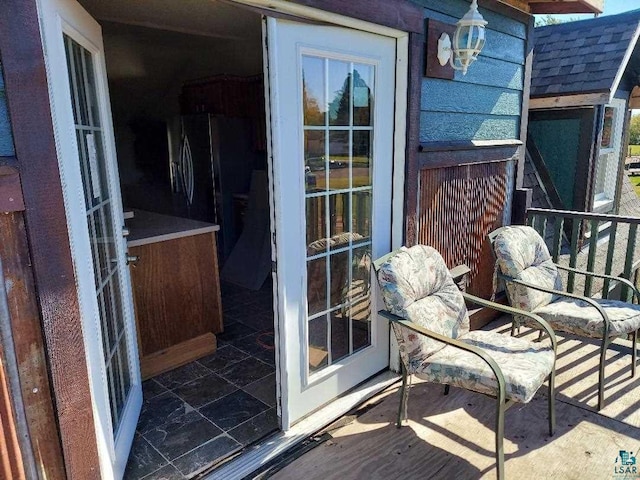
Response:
[531, 10, 640, 98]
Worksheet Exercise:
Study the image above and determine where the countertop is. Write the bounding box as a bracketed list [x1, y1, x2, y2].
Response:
[126, 209, 220, 248]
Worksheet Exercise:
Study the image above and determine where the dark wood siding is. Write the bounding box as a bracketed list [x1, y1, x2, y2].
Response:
[0, 343, 25, 480]
[417, 158, 513, 297]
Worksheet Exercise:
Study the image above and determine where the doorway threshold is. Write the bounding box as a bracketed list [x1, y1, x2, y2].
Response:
[203, 370, 399, 480]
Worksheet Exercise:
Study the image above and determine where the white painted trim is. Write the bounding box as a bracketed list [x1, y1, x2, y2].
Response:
[263, 14, 290, 429]
[389, 34, 408, 374]
[230, 0, 406, 38]
[392, 36, 408, 252]
[203, 370, 399, 480]
[610, 23, 640, 103]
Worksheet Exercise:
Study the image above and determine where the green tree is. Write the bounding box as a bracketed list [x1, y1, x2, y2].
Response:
[629, 114, 640, 147]
[534, 15, 581, 27]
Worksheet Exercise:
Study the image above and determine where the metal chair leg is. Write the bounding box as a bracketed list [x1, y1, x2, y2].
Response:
[598, 337, 609, 411]
[632, 330, 638, 379]
[548, 370, 556, 436]
[495, 398, 505, 480]
[397, 363, 410, 428]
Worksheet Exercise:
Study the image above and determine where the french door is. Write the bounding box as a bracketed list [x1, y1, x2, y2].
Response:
[38, 0, 142, 477]
[265, 18, 396, 427]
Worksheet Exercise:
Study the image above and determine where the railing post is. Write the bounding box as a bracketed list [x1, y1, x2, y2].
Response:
[512, 188, 532, 225]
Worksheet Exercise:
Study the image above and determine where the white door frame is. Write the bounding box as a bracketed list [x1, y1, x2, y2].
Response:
[238, 0, 408, 429]
[37, 0, 142, 478]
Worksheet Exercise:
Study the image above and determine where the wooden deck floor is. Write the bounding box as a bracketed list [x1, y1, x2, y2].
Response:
[271, 317, 640, 480]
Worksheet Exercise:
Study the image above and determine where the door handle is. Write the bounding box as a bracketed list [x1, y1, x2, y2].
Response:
[126, 255, 140, 266]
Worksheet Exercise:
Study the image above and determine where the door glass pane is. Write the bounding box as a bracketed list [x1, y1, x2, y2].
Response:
[328, 131, 349, 191]
[64, 35, 133, 436]
[328, 194, 349, 240]
[308, 315, 328, 373]
[302, 56, 326, 126]
[328, 60, 350, 126]
[353, 64, 373, 126]
[304, 130, 325, 193]
[302, 54, 376, 375]
[330, 310, 349, 364]
[306, 196, 326, 246]
[353, 131, 372, 188]
[307, 257, 327, 316]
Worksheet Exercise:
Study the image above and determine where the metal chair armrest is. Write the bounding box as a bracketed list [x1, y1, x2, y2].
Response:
[462, 292, 557, 352]
[501, 275, 611, 338]
[554, 264, 640, 303]
[378, 309, 506, 403]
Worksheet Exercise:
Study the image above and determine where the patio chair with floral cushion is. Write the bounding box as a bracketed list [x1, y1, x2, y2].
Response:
[489, 225, 640, 411]
[374, 245, 557, 480]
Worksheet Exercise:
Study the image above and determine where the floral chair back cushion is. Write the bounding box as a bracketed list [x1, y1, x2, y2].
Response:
[377, 246, 470, 367]
[492, 226, 563, 311]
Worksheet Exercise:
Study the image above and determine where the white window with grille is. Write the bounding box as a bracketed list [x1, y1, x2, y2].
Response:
[594, 98, 626, 212]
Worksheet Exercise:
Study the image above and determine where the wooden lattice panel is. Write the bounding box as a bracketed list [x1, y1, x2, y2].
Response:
[417, 161, 509, 297]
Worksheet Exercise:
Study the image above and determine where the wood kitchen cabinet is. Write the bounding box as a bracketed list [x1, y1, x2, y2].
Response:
[127, 210, 222, 379]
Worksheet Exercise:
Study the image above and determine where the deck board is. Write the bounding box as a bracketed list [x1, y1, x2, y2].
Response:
[272, 317, 640, 479]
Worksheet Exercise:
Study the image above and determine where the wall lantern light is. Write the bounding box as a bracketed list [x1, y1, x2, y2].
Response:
[437, 0, 487, 75]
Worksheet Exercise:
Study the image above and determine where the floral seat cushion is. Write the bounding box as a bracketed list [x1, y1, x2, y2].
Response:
[533, 298, 640, 338]
[416, 330, 555, 403]
[492, 226, 563, 311]
[377, 246, 470, 363]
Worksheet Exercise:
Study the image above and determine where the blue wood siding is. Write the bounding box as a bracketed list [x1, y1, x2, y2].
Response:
[414, 0, 526, 143]
[0, 59, 14, 157]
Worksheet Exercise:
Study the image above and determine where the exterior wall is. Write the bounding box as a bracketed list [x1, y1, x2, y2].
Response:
[0, 52, 67, 479]
[527, 108, 599, 214]
[0, 54, 26, 480]
[409, 0, 529, 298]
[528, 117, 581, 209]
[0, 0, 97, 476]
[0, 58, 14, 156]
[417, 0, 525, 143]
[0, 0, 536, 475]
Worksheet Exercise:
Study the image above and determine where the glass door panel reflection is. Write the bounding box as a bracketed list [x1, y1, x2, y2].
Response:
[302, 54, 375, 375]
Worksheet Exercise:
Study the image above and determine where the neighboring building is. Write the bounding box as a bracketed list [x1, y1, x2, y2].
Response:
[525, 10, 640, 297]
[0, 0, 602, 479]
[526, 9, 640, 215]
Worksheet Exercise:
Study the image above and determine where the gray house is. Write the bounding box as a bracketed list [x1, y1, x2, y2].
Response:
[526, 9, 640, 215]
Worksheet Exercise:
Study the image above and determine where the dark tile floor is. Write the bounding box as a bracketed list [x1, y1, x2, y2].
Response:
[125, 280, 278, 480]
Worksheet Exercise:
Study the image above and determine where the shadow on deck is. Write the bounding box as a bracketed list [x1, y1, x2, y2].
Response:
[271, 315, 640, 480]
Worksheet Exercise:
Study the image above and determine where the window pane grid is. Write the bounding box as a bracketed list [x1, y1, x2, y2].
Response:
[303, 55, 375, 375]
[305, 185, 371, 199]
[64, 35, 132, 437]
[307, 240, 371, 261]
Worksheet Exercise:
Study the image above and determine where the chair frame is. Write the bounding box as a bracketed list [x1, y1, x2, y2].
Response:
[488, 229, 640, 411]
[374, 256, 557, 480]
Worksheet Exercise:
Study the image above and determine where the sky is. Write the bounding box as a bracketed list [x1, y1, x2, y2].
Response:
[536, 0, 639, 23]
